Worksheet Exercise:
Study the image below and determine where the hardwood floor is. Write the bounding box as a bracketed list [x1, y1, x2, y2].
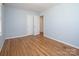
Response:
[0, 34, 79, 56]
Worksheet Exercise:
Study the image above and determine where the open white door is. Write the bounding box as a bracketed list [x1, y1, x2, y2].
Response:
[33, 16, 40, 35]
[26, 15, 33, 36]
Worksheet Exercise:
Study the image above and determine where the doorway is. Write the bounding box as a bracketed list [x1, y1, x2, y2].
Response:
[40, 16, 44, 36]
[26, 15, 44, 36]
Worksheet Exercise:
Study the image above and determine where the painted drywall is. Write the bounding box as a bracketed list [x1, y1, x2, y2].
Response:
[0, 36, 5, 49]
[0, 4, 5, 49]
[4, 6, 39, 39]
[0, 6, 1, 35]
[41, 3, 79, 47]
[0, 36, 2, 48]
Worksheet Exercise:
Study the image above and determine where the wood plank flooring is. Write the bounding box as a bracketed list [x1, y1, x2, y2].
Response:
[0, 34, 79, 56]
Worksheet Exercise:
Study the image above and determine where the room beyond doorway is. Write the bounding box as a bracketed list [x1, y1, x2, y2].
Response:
[40, 16, 44, 35]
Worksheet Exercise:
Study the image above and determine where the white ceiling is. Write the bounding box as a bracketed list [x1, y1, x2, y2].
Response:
[4, 3, 57, 13]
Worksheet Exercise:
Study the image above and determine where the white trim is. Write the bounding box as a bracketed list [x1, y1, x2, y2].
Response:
[5, 34, 79, 49]
[44, 34, 79, 49]
[43, 16, 45, 35]
[5, 35, 28, 39]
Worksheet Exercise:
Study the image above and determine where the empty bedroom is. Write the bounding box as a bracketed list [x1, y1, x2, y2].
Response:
[0, 3, 79, 56]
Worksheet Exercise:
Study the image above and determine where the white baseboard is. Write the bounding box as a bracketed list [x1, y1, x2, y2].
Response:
[5, 34, 28, 39]
[44, 34, 79, 49]
[5, 34, 39, 40]
[5, 34, 79, 49]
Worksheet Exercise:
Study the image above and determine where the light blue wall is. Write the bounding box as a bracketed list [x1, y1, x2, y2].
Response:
[3, 4, 79, 48]
[41, 3, 79, 47]
[4, 6, 39, 38]
[0, 36, 3, 48]
[0, 4, 5, 49]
